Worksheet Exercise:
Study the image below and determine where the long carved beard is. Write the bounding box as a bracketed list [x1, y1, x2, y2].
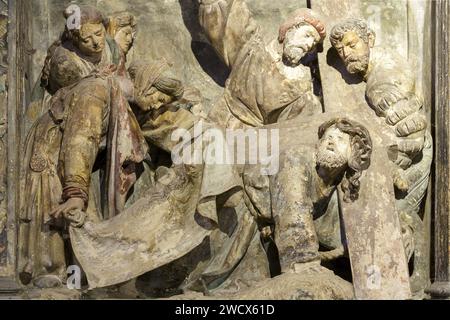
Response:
[315, 149, 347, 170]
[345, 55, 369, 74]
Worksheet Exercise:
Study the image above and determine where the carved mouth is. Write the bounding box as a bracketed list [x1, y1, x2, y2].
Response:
[346, 58, 358, 63]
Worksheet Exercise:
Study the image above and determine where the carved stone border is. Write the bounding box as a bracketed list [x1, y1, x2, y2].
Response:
[427, 0, 450, 299]
[0, 0, 27, 294]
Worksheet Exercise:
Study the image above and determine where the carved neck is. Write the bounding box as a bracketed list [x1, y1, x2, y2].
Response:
[66, 41, 104, 65]
[316, 165, 346, 189]
[80, 50, 103, 65]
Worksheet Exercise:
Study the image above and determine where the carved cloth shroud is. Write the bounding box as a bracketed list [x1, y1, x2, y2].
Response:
[69, 116, 243, 289]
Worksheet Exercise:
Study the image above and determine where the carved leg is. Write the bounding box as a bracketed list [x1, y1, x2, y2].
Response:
[270, 156, 320, 273]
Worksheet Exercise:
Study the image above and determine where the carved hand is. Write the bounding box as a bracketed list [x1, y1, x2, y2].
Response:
[393, 111, 427, 138]
[385, 99, 427, 139]
[50, 198, 85, 219]
[393, 169, 410, 192]
[64, 209, 87, 228]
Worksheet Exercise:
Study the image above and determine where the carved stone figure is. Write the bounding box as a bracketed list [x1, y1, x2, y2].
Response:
[18, 69, 147, 288]
[244, 118, 372, 273]
[198, 0, 325, 128]
[25, 5, 125, 131]
[330, 18, 432, 295]
[10, 1, 437, 300]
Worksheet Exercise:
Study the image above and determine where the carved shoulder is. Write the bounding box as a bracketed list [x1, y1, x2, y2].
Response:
[48, 46, 88, 94]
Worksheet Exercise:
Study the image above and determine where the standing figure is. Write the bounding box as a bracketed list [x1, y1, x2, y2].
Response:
[18, 69, 147, 288]
[48, 61, 245, 290]
[198, 0, 325, 128]
[25, 5, 125, 131]
[330, 19, 432, 295]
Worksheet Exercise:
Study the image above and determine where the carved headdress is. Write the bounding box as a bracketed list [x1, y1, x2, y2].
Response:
[278, 8, 326, 43]
[106, 12, 137, 37]
[128, 60, 184, 99]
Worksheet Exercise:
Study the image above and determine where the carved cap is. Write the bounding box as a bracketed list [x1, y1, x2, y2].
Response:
[128, 59, 184, 99]
[278, 8, 326, 43]
[128, 60, 170, 97]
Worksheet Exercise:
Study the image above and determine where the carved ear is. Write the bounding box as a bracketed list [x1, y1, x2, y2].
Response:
[368, 30, 376, 48]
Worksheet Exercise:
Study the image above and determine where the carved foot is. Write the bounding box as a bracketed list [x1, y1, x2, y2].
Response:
[426, 281, 450, 299]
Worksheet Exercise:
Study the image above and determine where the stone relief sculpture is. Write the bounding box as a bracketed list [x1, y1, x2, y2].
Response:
[12, 1, 435, 301]
[329, 18, 432, 295]
[198, 0, 324, 129]
[17, 7, 143, 288]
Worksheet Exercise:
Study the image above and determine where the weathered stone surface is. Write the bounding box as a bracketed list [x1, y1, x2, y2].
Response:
[29, 0, 307, 111]
[170, 262, 354, 300]
[316, 2, 432, 298]
[2, 0, 438, 301]
[20, 287, 82, 300]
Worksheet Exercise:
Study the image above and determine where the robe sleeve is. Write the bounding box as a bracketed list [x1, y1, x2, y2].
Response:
[198, 0, 259, 68]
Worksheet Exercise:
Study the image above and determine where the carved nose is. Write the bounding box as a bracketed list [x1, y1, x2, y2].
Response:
[343, 47, 352, 58]
[327, 141, 335, 150]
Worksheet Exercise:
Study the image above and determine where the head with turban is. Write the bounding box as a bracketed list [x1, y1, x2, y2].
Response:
[128, 60, 184, 111]
[278, 8, 326, 67]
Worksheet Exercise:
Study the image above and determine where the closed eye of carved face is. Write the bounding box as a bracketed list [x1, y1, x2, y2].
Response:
[76, 23, 106, 56]
[136, 87, 175, 111]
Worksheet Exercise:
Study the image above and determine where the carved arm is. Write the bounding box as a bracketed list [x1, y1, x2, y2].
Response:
[198, 0, 259, 68]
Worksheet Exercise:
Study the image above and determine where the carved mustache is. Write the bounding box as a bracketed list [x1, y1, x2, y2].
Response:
[285, 43, 308, 53]
[345, 56, 360, 63]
